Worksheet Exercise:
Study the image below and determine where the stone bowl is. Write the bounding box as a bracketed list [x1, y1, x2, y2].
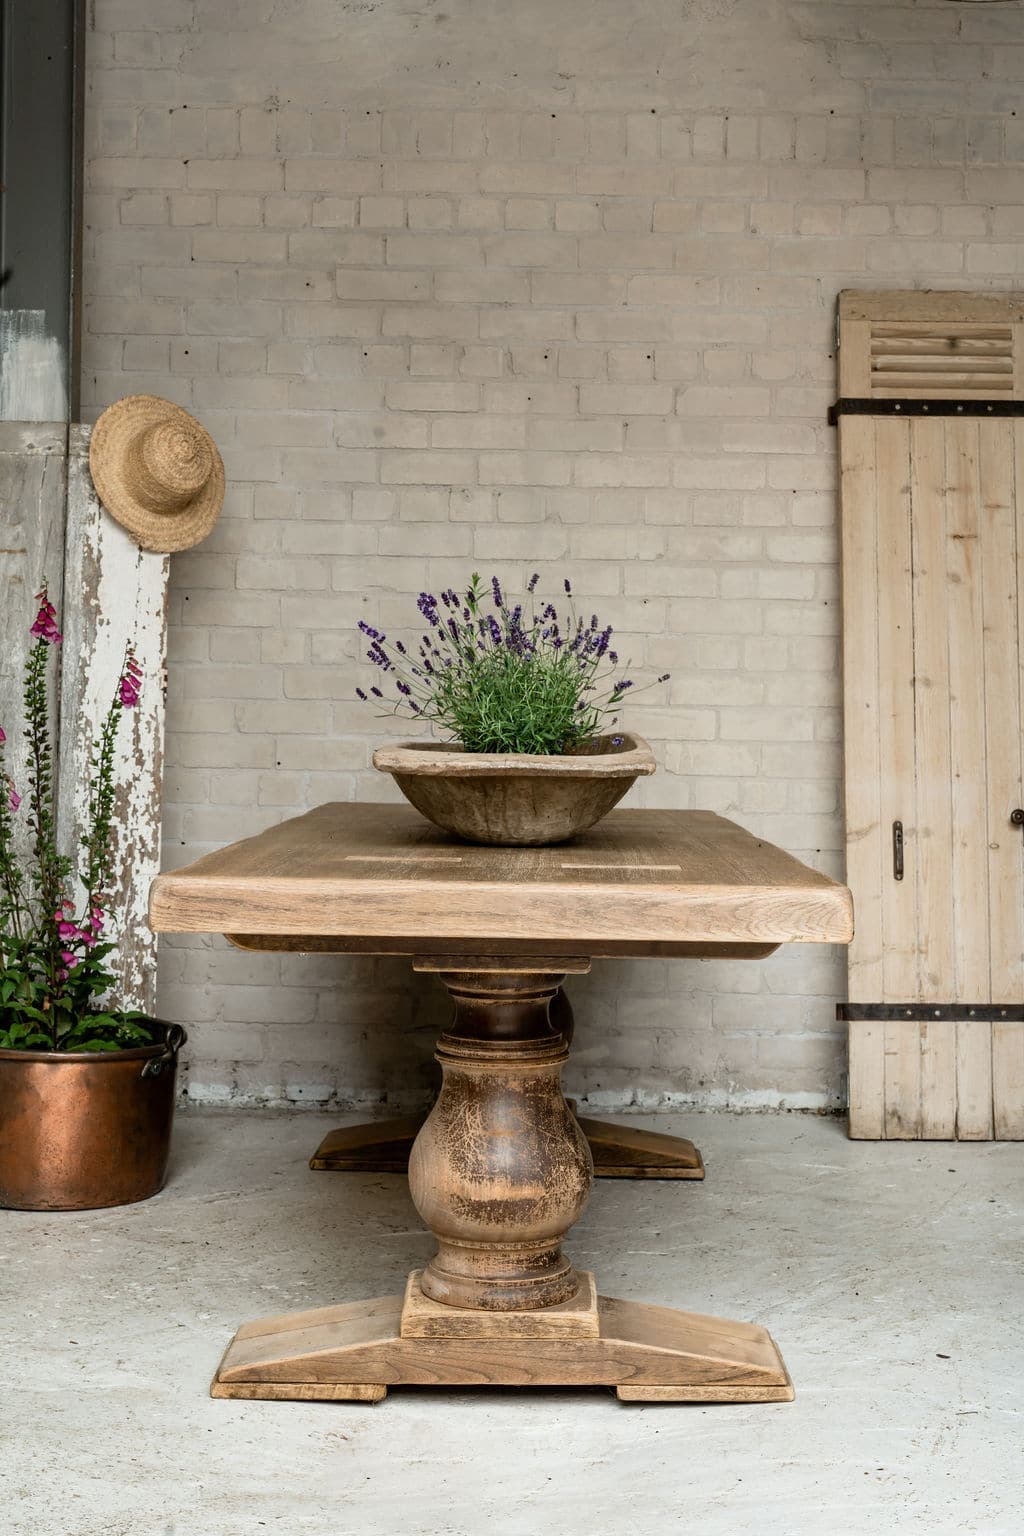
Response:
[372, 732, 656, 846]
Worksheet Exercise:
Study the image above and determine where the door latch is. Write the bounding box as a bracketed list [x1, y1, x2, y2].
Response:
[892, 820, 904, 881]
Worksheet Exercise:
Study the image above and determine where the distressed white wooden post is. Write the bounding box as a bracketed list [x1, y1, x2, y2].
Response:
[57, 425, 169, 1014]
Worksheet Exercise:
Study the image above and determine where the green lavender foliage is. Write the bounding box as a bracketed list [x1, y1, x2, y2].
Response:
[434, 647, 601, 756]
[356, 573, 669, 755]
[0, 595, 153, 1052]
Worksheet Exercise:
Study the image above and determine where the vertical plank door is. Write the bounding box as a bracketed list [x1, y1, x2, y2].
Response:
[837, 291, 1024, 1140]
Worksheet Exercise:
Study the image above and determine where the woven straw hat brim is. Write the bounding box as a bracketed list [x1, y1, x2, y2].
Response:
[89, 394, 225, 555]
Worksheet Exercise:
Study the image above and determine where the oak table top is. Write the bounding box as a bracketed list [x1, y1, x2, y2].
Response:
[149, 801, 853, 953]
[150, 802, 853, 1409]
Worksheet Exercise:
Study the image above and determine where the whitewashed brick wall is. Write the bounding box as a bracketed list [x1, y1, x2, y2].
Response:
[83, 0, 1024, 1111]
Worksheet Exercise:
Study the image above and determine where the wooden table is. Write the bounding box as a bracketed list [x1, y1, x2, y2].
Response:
[150, 803, 853, 1405]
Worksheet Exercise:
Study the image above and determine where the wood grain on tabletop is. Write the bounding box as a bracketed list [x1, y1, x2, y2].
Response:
[149, 802, 854, 947]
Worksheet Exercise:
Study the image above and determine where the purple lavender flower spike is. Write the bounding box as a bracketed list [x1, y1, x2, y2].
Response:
[658, 672, 671, 682]
[487, 615, 502, 645]
[417, 593, 440, 628]
[527, 572, 539, 594]
[356, 687, 367, 701]
[563, 578, 572, 595]
[491, 575, 503, 608]
[396, 680, 412, 696]
[358, 620, 380, 639]
[370, 686, 383, 698]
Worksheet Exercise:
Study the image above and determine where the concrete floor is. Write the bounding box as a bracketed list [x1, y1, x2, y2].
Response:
[4, 1110, 1021, 1536]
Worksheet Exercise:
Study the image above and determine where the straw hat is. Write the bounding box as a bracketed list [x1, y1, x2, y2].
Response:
[89, 395, 225, 554]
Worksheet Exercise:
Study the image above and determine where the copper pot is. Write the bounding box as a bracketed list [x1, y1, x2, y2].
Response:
[0, 1020, 185, 1211]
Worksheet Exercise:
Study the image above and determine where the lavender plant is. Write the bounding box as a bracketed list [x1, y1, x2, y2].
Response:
[356, 573, 668, 755]
[0, 591, 151, 1052]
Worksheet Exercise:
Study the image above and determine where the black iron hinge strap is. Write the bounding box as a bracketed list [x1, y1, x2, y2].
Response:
[828, 397, 1024, 426]
[837, 1004, 1024, 1023]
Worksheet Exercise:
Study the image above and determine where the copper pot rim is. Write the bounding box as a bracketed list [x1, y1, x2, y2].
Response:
[0, 1018, 186, 1065]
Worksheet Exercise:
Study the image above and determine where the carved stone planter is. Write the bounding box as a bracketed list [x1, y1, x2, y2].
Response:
[372, 732, 656, 846]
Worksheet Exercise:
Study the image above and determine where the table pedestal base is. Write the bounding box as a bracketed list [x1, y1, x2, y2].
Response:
[309, 1111, 705, 1180]
[211, 1269, 792, 1405]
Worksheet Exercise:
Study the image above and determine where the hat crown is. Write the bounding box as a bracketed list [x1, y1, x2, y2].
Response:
[129, 418, 214, 514]
[89, 393, 224, 553]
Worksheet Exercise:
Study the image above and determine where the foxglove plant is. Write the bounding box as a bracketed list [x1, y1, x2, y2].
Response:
[0, 591, 150, 1052]
[356, 572, 669, 755]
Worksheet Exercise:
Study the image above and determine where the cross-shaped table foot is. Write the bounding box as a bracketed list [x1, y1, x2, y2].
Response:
[309, 1112, 705, 1180]
[308, 989, 705, 1180]
[211, 1270, 792, 1404]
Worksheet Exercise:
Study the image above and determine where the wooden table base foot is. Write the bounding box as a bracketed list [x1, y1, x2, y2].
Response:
[309, 1112, 705, 1181]
[308, 1115, 426, 1175]
[210, 1270, 791, 1405]
[573, 1113, 705, 1179]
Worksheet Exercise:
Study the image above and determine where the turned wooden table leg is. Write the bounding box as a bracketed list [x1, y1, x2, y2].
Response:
[408, 966, 592, 1311]
[213, 955, 791, 1405]
[309, 987, 705, 1181]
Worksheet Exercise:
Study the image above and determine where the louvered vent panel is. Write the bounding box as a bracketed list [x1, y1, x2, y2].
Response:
[869, 321, 1015, 398]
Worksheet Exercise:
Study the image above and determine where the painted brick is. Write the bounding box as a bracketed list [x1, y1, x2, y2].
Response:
[387, 382, 480, 413]
[82, 0, 1024, 1115]
[579, 384, 674, 415]
[187, 159, 284, 193]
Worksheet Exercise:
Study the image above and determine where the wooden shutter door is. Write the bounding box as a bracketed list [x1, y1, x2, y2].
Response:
[837, 291, 1024, 1140]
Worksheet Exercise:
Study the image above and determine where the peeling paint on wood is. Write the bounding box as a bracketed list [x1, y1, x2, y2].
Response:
[58, 425, 169, 1013]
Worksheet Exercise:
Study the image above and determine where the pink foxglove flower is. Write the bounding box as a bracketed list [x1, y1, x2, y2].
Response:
[30, 590, 62, 646]
[4, 592, 144, 1049]
[118, 651, 142, 709]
